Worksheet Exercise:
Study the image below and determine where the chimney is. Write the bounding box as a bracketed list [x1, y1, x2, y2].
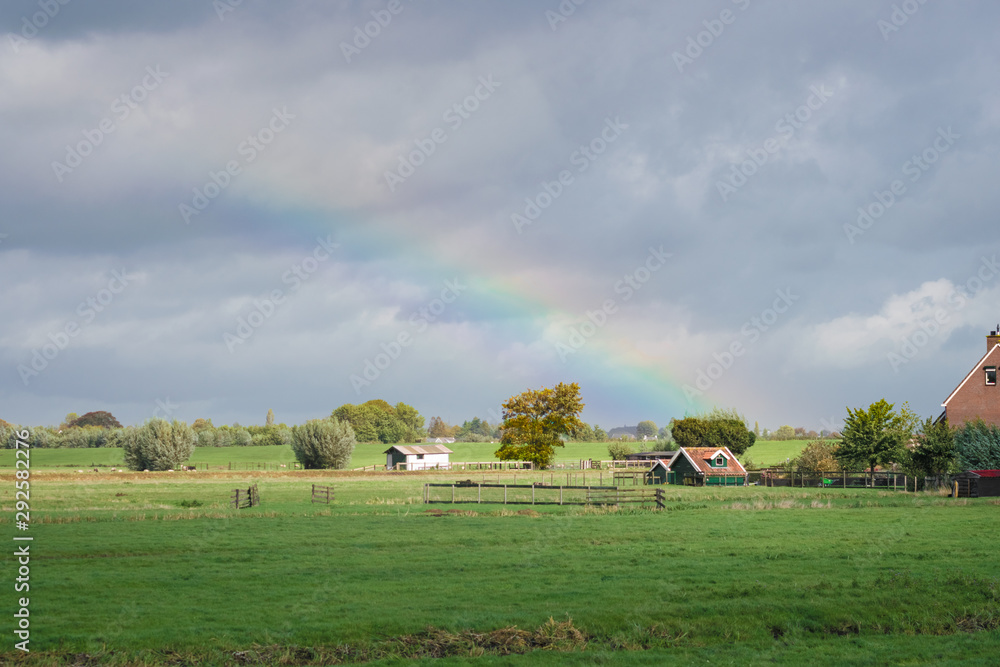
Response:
[988, 327, 1000, 352]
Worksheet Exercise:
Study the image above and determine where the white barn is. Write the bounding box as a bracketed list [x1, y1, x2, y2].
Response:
[384, 444, 452, 471]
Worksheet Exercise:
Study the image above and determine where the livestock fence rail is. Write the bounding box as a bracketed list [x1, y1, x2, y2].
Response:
[230, 483, 260, 509]
[423, 482, 665, 508]
[311, 484, 334, 504]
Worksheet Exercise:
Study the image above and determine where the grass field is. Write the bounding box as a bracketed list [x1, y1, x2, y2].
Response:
[2, 466, 998, 665]
[0, 440, 812, 472]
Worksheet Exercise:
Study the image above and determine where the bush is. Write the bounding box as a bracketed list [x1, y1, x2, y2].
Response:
[608, 442, 634, 460]
[794, 441, 840, 474]
[122, 419, 196, 471]
[291, 418, 356, 469]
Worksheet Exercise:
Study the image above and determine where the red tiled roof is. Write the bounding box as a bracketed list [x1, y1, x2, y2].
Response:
[969, 469, 1000, 477]
[673, 447, 747, 475]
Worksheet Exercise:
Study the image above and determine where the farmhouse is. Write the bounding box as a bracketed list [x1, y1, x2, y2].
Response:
[646, 446, 748, 486]
[940, 329, 1000, 427]
[385, 444, 452, 471]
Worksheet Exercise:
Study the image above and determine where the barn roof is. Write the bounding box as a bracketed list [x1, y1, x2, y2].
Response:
[384, 445, 453, 455]
[967, 469, 1000, 477]
[668, 447, 747, 476]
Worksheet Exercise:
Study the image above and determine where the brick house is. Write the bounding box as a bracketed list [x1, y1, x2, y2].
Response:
[940, 329, 1000, 427]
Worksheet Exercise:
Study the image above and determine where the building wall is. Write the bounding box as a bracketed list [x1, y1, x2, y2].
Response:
[406, 453, 450, 470]
[947, 359, 1000, 427]
[946, 341, 1000, 427]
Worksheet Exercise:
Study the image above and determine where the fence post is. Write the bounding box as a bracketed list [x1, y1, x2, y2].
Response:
[478, 484, 481, 503]
[451, 485, 455, 503]
[559, 486, 563, 505]
[532, 485, 535, 505]
[504, 485, 507, 504]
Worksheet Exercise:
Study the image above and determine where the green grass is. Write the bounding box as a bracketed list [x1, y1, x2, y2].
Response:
[743, 439, 813, 466]
[0, 442, 612, 471]
[2, 469, 998, 664]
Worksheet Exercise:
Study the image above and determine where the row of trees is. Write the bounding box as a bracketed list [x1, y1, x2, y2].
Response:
[777, 400, 1000, 480]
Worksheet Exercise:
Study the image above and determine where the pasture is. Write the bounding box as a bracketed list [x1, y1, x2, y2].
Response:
[0, 439, 812, 472]
[1, 467, 998, 665]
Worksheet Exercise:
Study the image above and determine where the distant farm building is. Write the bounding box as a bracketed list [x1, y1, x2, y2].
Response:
[940, 329, 1000, 427]
[646, 447, 748, 486]
[952, 470, 1000, 498]
[626, 451, 677, 462]
[385, 445, 452, 470]
[607, 426, 638, 440]
[425, 437, 456, 444]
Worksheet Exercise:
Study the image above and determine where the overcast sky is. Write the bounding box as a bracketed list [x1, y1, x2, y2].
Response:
[2, 0, 999, 432]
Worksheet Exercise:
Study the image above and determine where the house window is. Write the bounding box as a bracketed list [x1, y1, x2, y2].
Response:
[986, 366, 997, 386]
[714, 456, 725, 467]
[416, 454, 424, 460]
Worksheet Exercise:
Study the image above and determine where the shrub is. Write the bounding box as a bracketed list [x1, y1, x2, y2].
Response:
[794, 441, 840, 474]
[608, 442, 634, 460]
[122, 419, 196, 471]
[291, 418, 356, 469]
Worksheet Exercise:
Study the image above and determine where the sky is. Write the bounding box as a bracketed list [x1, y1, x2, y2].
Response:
[2, 0, 999, 432]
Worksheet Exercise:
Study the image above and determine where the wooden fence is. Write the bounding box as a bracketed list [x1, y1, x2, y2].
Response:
[587, 487, 666, 509]
[228, 461, 300, 471]
[311, 484, 333, 504]
[423, 482, 664, 508]
[230, 483, 260, 509]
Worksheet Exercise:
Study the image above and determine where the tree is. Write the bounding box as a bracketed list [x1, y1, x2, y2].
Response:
[266, 409, 275, 426]
[494, 382, 584, 468]
[834, 399, 915, 474]
[953, 419, 1000, 470]
[671, 417, 710, 447]
[593, 425, 607, 442]
[636, 420, 658, 439]
[908, 417, 956, 477]
[67, 411, 122, 430]
[773, 425, 795, 441]
[121, 419, 196, 471]
[608, 441, 633, 460]
[290, 418, 356, 469]
[794, 441, 840, 474]
[670, 412, 755, 455]
[754, 421, 760, 438]
[428, 416, 453, 439]
[394, 402, 426, 442]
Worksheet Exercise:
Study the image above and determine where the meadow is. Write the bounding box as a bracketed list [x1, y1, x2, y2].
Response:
[0, 439, 812, 471]
[1, 465, 998, 666]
